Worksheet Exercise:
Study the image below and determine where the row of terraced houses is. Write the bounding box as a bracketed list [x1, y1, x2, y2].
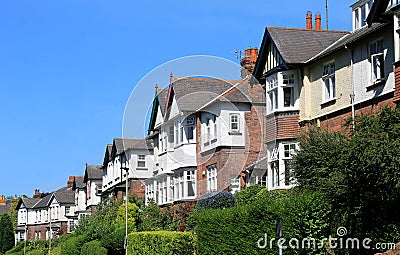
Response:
[13, 0, 400, 243]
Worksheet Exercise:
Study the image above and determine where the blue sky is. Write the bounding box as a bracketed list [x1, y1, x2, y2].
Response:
[0, 0, 353, 197]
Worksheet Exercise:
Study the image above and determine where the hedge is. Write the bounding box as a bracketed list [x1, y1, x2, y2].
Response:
[127, 231, 195, 255]
[195, 190, 331, 255]
[81, 240, 107, 255]
[60, 234, 88, 255]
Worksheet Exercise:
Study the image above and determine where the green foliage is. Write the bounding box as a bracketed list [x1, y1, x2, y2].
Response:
[195, 190, 331, 255]
[81, 240, 107, 255]
[60, 234, 88, 255]
[291, 107, 400, 254]
[137, 201, 168, 231]
[234, 184, 264, 205]
[116, 202, 139, 227]
[101, 227, 128, 255]
[196, 191, 235, 211]
[5, 240, 48, 255]
[0, 214, 15, 253]
[127, 231, 195, 255]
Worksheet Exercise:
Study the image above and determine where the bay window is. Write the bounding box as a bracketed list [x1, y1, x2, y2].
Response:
[266, 71, 298, 113]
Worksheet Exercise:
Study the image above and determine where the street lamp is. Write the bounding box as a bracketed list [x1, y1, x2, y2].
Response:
[23, 223, 27, 255]
[48, 207, 52, 255]
[120, 155, 130, 255]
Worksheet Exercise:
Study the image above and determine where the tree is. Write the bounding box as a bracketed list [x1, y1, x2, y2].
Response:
[0, 214, 15, 253]
[291, 107, 400, 255]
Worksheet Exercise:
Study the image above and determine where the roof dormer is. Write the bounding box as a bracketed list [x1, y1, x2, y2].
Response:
[352, 0, 374, 31]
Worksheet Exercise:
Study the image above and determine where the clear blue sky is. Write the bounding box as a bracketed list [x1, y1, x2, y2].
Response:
[0, 0, 353, 197]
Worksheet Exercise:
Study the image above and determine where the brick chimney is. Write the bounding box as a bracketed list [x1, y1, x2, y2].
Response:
[240, 47, 258, 79]
[67, 176, 75, 188]
[315, 13, 322, 31]
[0, 195, 5, 205]
[33, 189, 41, 199]
[306, 11, 313, 30]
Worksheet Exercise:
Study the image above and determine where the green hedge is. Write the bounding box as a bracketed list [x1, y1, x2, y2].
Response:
[127, 231, 195, 255]
[195, 189, 331, 255]
[81, 240, 107, 255]
[60, 234, 88, 255]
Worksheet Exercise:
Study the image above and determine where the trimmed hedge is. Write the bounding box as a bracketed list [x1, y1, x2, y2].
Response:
[60, 234, 88, 255]
[196, 190, 235, 211]
[81, 240, 107, 255]
[196, 189, 331, 255]
[127, 231, 195, 255]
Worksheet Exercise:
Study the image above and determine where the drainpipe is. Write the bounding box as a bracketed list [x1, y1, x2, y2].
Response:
[345, 44, 355, 132]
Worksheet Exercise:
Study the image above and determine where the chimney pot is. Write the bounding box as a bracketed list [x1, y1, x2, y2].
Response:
[315, 13, 322, 31]
[240, 47, 258, 79]
[306, 11, 313, 30]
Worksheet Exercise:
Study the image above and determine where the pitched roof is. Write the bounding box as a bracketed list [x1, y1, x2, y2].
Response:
[72, 176, 85, 190]
[0, 204, 10, 215]
[112, 138, 151, 156]
[157, 87, 168, 115]
[84, 165, 103, 183]
[102, 144, 113, 166]
[33, 194, 52, 208]
[266, 27, 349, 64]
[54, 189, 75, 205]
[307, 23, 388, 63]
[170, 77, 248, 113]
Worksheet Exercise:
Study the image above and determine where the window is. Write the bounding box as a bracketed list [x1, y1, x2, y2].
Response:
[322, 62, 336, 101]
[207, 164, 217, 191]
[283, 87, 294, 107]
[230, 176, 240, 194]
[65, 206, 70, 215]
[267, 77, 278, 112]
[283, 144, 296, 158]
[270, 161, 280, 188]
[168, 125, 174, 149]
[370, 40, 385, 83]
[186, 116, 195, 141]
[353, 0, 372, 30]
[175, 121, 179, 145]
[137, 155, 146, 168]
[180, 123, 184, 143]
[186, 170, 196, 197]
[206, 117, 211, 141]
[282, 143, 297, 186]
[230, 114, 239, 131]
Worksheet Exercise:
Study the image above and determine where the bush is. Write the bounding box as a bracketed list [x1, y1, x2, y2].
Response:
[81, 240, 107, 255]
[195, 190, 331, 255]
[101, 227, 129, 255]
[60, 234, 88, 255]
[234, 184, 264, 205]
[127, 231, 195, 255]
[196, 191, 235, 211]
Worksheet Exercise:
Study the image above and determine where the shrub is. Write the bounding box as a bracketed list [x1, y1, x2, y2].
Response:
[234, 184, 264, 205]
[81, 240, 107, 255]
[195, 190, 330, 255]
[127, 231, 195, 255]
[101, 227, 128, 255]
[196, 191, 235, 211]
[60, 234, 88, 255]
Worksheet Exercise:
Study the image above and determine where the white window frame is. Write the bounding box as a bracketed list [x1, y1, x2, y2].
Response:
[370, 39, 385, 84]
[230, 113, 240, 131]
[230, 176, 240, 194]
[137, 155, 146, 168]
[207, 164, 217, 192]
[322, 61, 336, 102]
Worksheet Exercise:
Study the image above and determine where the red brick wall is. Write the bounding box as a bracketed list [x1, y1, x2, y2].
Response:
[394, 62, 400, 103]
[318, 93, 396, 133]
[129, 179, 145, 199]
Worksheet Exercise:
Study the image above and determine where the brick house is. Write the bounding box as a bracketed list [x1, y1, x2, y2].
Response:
[252, 0, 398, 190]
[101, 138, 154, 201]
[15, 181, 77, 242]
[145, 70, 265, 205]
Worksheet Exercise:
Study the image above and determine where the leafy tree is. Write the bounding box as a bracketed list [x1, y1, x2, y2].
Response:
[116, 202, 139, 227]
[0, 214, 15, 253]
[291, 107, 400, 255]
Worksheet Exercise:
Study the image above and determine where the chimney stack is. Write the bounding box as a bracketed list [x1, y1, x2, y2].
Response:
[240, 47, 258, 79]
[315, 13, 322, 31]
[0, 195, 5, 205]
[33, 189, 41, 199]
[67, 176, 75, 188]
[306, 11, 313, 30]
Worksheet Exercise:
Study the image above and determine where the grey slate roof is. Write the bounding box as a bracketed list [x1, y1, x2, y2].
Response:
[34, 187, 75, 208]
[157, 87, 168, 115]
[113, 138, 151, 156]
[266, 27, 349, 64]
[0, 204, 10, 215]
[20, 197, 40, 209]
[73, 176, 85, 190]
[171, 77, 248, 113]
[33, 194, 51, 208]
[84, 165, 102, 183]
[307, 23, 389, 63]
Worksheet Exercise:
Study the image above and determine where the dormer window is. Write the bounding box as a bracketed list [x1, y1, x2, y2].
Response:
[352, 0, 373, 31]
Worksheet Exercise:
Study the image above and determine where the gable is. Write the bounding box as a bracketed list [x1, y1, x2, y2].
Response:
[168, 95, 180, 121]
[154, 105, 164, 129]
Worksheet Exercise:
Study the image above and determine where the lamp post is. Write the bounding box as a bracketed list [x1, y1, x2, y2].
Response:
[23, 223, 27, 255]
[120, 155, 130, 255]
[48, 207, 52, 255]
